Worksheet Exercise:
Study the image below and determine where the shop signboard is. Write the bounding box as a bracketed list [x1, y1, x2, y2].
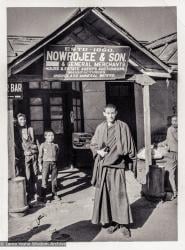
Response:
[43, 45, 130, 80]
[72, 132, 92, 149]
[8, 82, 23, 99]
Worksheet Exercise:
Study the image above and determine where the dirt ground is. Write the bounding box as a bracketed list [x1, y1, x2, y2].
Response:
[8, 168, 177, 242]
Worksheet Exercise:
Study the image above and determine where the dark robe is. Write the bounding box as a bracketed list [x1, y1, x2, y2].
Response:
[90, 120, 136, 225]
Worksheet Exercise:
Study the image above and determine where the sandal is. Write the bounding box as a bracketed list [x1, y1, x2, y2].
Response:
[119, 226, 131, 238]
[170, 192, 177, 201]
[106, 224, 119, 234]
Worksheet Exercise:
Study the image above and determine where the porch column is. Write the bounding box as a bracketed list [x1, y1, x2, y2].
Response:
[142, 84, 152, 175]
[129, 74, 155, 183]
[8, 99, 15, 179]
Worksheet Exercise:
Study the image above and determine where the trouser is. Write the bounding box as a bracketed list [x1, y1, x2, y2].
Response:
[25, 154, 38, 202]
[165, 151, 177, 193]
[41, 161, 58, 197]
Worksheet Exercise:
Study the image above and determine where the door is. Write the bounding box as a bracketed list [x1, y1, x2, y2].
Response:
[106, 81, 137, 144]
[28, 92, 69, 167]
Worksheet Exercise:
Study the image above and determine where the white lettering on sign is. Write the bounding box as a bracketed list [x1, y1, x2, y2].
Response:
[109, 53, 126, 62]
[46, 51, 96, 62]
[10, 83, 22, 92]
[44, 45, 131, 80]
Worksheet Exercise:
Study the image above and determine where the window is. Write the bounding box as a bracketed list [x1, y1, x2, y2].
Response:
[72, 81, 80, 91]
[41, 81, 50, 89]
[29, 81, 64, 90]
[29, 97, 44, 135]
[52, 81, 62, 89]
[29, 81, 39, 89]
[73, 98, 82, 132]
[50, 97, 63, 134]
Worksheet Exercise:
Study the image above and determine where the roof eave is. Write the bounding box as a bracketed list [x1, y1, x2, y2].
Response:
[8, 7, 93, 69]
[92, 8, 171, 74]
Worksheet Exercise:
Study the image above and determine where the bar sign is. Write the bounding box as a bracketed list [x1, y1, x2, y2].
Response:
[8, 82, 23, 99]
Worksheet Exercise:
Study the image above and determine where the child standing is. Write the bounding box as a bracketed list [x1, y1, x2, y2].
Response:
[38, 130, 60, 202]
[15, 113, 39, 205]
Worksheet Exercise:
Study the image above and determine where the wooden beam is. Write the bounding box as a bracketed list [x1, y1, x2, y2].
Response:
[129, 74, 154, 184]
[142, 84, 152, 182]
[10, 53, 43, 76]
[8, 99, 15, 179]
[9, 74, 42, 82]
[83, 21, 109, 44]
[143, 71, 171, 78]
[70, 32, 85, 44]
[128, 74, 156, 86]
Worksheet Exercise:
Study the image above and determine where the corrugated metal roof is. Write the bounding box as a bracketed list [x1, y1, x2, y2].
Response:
[146, 33, 177, 71]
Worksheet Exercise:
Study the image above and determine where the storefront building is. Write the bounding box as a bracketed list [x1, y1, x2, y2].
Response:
[8, 8, 177, 179]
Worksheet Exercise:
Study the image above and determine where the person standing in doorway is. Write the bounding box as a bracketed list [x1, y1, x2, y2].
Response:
[90, 104, 136, 237]
[159, 115, 178, 200]
[15, 113, 39, 206]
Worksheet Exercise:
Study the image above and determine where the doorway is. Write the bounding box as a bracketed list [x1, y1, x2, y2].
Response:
[14, 83, 72, 167]
[106, 81, 137, 144]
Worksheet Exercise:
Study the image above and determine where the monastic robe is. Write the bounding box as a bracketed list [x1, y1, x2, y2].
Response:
[90, 120, 136, 225]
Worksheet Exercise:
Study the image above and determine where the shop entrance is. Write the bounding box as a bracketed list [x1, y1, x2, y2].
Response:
[14, 80, 84, 167]
[14, 82, 73, 167]
[106, 81, 137, 144]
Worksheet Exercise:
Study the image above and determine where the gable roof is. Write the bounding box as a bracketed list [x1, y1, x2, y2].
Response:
[8, 7, 171, 78]
[8, 35, 43, 64]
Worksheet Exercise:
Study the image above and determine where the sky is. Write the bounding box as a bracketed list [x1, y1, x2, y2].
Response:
[7, 7, 177, 42]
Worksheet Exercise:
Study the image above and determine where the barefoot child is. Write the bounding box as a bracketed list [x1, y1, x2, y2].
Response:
[39, 130, 60, 202]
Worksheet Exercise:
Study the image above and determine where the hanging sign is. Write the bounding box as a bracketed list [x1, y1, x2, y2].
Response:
[8, 82, 23, 99]
[43, 45, 130, 80]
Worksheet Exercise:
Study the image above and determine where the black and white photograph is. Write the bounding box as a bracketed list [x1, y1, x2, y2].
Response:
[1, 0, 185, 246]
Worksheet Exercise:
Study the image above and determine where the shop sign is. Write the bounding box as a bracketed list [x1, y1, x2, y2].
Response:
[8, 82, 23, 99]
[72, 132, 92, 149]
[43, 45, 130, 80]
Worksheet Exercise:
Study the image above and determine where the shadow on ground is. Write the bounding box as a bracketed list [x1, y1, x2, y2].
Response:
[43, 169, 92, 199]
[58, 169, 92, 198]
[8, 224, 51, 241]
[130, 197, 159, 229]
[51, 220, 101, 242]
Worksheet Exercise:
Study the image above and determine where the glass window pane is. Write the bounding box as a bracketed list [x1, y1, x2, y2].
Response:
[51, 120, 63, 134]
[30, 97, 42, 105]
[50, 106, 63, 119]
[72, 82, 76, 90]
[74, 121, 78, 132]
[52, 81, 61, 89]
[50, 97, 62, 105]
[77, 107, 81, 119]
[29, 81, 39, 89]
[77, 99, 81, 106]
[41, 81, 50, 89]
[73, 107, 77, 119]
[31, 121, 44, 135]
[73, 98, 76, 105]
[76, 82, 80, 91]
[30, 106, 43, 120]
[78, 120, 81, 131]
